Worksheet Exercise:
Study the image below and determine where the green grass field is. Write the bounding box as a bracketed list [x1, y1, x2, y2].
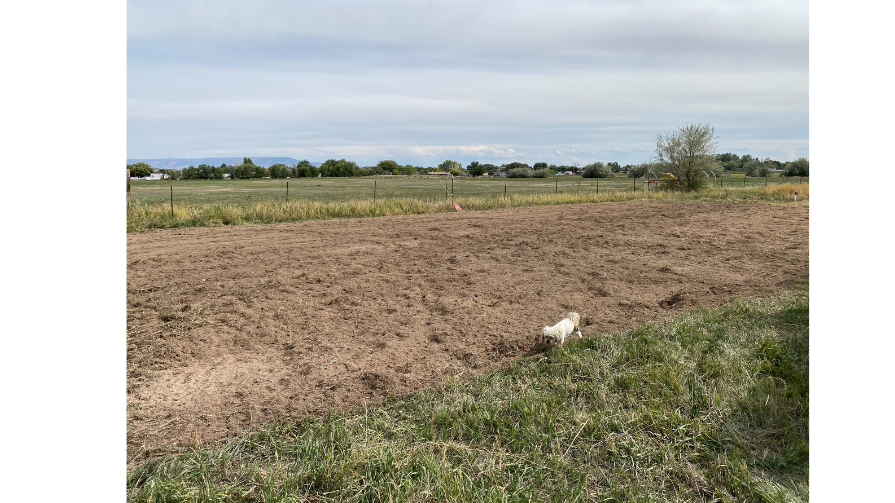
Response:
[129, 176, 640, 206]
[127, 286, 808, 502]
[127, 174, 809, 233]
[129, 173, 808, 207]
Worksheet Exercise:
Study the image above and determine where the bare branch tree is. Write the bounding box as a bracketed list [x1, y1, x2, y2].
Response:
[654, 124, 719, 191]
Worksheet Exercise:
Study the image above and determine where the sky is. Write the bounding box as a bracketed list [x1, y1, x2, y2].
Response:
[127, 0, 808, 167]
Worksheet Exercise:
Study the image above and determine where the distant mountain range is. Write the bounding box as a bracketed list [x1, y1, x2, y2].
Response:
[126, 157, 321, 169]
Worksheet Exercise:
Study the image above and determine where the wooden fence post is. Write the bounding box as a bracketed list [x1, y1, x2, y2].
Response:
[578, 179, 580, 194]
[743, 175, 746, 187]
[170, 185, 174, 217]
[504, 182, 507, 198]
[286, 181, 289, 201]
[374, 180, 377, 202]
[555, 179, 558, 194]
[126, 169, 131, 212]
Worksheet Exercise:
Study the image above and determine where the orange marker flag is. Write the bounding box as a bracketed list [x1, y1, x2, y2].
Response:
[453, 202, 463, 211]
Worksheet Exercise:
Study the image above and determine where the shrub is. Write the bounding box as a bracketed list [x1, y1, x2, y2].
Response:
[627, 164, 651, 178]
[744, 159, 771, 177]
[654, 123, 718, 191]
[784, 157, 809, 177]
[581, 162, 612, 178]
[506, 167, 533, 178]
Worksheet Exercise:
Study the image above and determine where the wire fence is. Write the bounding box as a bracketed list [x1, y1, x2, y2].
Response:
[128, 174, 809, 209]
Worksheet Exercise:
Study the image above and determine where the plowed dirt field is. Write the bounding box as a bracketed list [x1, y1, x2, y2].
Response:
[127, 201, 808, 465]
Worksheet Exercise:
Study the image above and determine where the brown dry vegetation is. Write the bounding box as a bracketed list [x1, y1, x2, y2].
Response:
[127, 200, 808, 466]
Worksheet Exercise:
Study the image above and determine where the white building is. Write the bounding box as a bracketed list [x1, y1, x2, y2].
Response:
[130, 172, 167, 181]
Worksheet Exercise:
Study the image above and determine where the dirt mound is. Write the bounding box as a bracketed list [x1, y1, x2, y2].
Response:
[127, 201, 808, 465]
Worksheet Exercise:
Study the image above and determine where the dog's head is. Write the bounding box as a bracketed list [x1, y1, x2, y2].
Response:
[538, 326, 560, 346]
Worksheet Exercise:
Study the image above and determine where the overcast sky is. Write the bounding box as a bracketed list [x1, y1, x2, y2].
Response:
[127, 0, 808, 166]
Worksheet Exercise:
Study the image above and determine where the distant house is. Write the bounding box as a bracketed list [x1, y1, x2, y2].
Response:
[494, 171, 507, 177]
[130, 172, 167, 181]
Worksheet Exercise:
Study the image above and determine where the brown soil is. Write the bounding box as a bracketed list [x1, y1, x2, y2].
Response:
[127, 201, 808, 466]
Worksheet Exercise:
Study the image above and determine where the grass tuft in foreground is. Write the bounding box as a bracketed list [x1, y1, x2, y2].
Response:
[127, 286, 808, 502]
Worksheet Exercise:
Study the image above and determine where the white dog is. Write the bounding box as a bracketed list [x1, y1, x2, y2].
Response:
[537, 312, 582, 347]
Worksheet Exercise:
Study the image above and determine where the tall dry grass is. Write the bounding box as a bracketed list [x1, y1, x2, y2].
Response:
[127, 183, 808, 232]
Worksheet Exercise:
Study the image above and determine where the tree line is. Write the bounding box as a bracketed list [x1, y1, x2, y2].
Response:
[128, 147, 807, 183]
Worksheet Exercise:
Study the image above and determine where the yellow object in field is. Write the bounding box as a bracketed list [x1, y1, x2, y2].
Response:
[659, 173, 677, 181]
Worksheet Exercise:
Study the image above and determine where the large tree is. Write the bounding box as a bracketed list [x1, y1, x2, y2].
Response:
[466, 161, 485, 177]
[127, 162, 153, 178]
[320, 159, 361, 177]
[268, 163, 288, 178]
[438, 160, 462, 172]
[252, 165, 270, 178]
[294, 160, 318, 178]
[784, 157, 809, 177]
[715, 153, 741, 171]
[375, 160, 399, 175]
[654, 123, 719, 191]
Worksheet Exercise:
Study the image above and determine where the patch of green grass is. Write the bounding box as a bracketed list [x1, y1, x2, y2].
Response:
[127, 286, 808, 502]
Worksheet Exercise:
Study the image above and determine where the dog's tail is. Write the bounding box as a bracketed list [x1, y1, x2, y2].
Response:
[566, 312, 581, 329]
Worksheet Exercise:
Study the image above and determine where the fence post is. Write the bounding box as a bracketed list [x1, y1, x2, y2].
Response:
[633, 178, 636, 192]
[578, 179, 580, 194]
[286, 181, 289, 202]
[743, 175, 746, 187]
[597, 179, 599, 194]
[504, 182, 507, 198]
[374, 180, 377, 202]
[799, 176, 802, 184]
[720, 176, 723, 188]
[555, 179, 558, 194]
[170, 185, 174, 217]
[765, 176, 767, 187]
[126, 169, 131, 212]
